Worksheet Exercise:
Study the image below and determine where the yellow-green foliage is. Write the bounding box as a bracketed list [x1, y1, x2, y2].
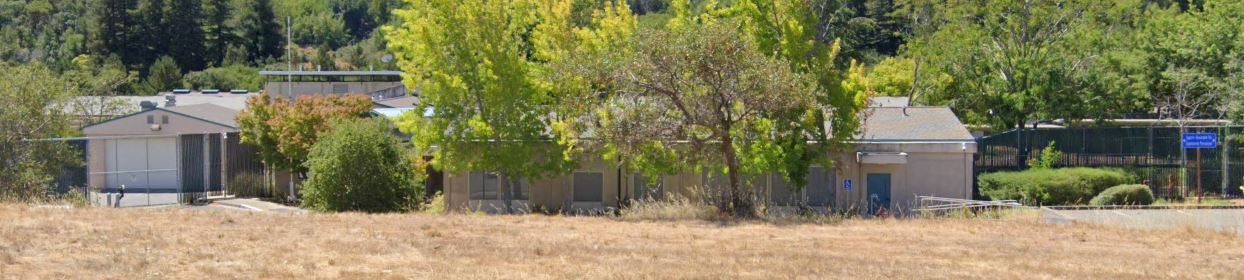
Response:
[423, 191, 446, 214]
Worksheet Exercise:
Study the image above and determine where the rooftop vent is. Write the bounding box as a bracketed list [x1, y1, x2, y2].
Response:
[201, 89, 220, 94]
[230, 89, 249, 94]
[164, 94, 176, 107]
[172, 89, 191, 94]
[139, 101, 158, 111]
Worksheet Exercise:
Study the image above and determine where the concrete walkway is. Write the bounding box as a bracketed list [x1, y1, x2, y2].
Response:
[198, 198, 307, 213]
[1043, 207, 1244, 234]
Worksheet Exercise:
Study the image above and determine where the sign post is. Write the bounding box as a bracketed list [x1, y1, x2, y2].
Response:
[1182, 133, 1218, 204]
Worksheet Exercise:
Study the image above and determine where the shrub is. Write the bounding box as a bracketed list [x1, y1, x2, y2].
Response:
[1090, 184, 1155, 206]
[300, 118, 422, 212]
[978, 167, 1136, 205]
[423, 191, 446, 214]
[620, 186, 718, 221]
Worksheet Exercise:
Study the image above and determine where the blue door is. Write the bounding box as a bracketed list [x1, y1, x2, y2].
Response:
[866, 173, 891, 215]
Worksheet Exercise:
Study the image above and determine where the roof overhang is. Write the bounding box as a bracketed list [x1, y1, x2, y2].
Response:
[856, 152, 908, 164]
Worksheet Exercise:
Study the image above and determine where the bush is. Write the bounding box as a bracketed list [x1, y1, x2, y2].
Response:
[182, 65, 263, 91]
[300, 118, 422, 212]
[978, 167, 1136, 205]
[423, 191, 446, 214]
[1090, 184, 1155, 206]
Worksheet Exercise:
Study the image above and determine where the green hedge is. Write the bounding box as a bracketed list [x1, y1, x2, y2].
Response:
[978, 168, 1136, 205]
[1090, 184, 1155, 206]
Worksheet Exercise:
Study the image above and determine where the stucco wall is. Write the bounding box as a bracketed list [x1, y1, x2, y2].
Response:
[441, 142, 975, 214]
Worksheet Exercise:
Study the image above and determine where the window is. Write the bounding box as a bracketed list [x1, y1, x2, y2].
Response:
[469, 172, 528, 200]
[510, 178, 530, 201]
[146, 115, 155, 124]
[161, 115, 169, 124]
[469, 172, 497, 200]
[573, 172, 603, 202]
[633, 174, 662, 200]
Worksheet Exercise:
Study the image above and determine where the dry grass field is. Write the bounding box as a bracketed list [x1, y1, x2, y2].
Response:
[1, 204, 1242, 279]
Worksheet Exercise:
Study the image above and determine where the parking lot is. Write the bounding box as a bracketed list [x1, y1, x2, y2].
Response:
[1042, 207, 1244, 234]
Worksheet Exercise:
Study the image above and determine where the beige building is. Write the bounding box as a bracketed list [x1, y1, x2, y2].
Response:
[442, 101, 976, 215]
[80, 103, 265, 204]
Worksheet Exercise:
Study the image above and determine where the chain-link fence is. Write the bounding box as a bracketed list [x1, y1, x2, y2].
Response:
[976, 126, 1244, 199]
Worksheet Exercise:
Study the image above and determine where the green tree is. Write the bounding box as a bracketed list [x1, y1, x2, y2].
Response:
[301, 118, 423, 212]
[182, 64, 262, 90]
[64, 55, 137, 127]
[387, 0, 579, 213]
[0, 63, 81, 200]
[237, 92, 373, 175]
[710, 0, 872, 201]
[91, 0, 141, 66]
[166, 0, 206, 70]
[901, 0, 1140, 129]
[603, 22, 818, 215]
[203, 0, 232, 66]
[228, 0, 283, 61]
[144, 55, 183, 93]
[136, 0, 167, 66]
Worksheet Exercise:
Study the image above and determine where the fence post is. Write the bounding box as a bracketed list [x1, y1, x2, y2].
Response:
[1224, 129, 1231, 198]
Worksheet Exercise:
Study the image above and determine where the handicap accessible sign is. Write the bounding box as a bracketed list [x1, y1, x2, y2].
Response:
[843, 179, 853, 192]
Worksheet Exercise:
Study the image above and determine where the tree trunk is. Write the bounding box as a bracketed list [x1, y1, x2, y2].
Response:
[720, 134, 754, 217]
[500, 171, 513, 214]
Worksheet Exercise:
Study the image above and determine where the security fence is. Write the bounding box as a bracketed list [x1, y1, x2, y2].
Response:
[976, 126, 1244, 199]
[49, 132, 263, 207]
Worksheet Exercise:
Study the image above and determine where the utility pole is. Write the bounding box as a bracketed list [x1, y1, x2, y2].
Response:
[286, 16, 295, 198]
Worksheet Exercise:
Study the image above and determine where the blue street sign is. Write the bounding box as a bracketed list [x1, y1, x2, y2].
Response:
[1182, 133, 1218, 149]
[843, 179, 853, 191]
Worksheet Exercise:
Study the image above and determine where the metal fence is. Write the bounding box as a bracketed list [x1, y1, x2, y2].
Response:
[976, 126, 1244, 199]
[50, 132, 264, 207]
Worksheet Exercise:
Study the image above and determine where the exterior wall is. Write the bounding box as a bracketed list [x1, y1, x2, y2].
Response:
[834, 143, 975, 215]
[263, 81, 402, 98]
[441, 142, 975, 214]
[444, 157, 622, 213]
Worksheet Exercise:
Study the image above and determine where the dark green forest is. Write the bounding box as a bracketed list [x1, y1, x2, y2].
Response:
[1, 0, 1241, 129]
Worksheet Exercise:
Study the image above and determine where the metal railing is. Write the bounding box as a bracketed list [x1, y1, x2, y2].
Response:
[916, 196, 1026, 213]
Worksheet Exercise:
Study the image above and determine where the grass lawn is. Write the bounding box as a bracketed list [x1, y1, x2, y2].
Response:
[1, 204, 1241, 279]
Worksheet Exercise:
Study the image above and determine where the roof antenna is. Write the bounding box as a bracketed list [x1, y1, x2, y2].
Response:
[286, 16, 293, 100]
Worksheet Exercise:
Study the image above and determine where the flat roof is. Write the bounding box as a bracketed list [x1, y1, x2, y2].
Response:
[258, 70, 403, 76]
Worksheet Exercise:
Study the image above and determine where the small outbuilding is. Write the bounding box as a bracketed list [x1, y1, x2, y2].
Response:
[81, 102, 262, 204]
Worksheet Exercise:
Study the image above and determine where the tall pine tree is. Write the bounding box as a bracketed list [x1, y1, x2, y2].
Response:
[202, 0, 232, 66]
[166, 0, 206, 71]
[229, 0, 283, 61]
[92, 0, 140, 67]
[136, 0, 167, 67]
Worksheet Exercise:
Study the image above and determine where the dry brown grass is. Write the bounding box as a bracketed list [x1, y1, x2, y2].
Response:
[1, 204, 1242, 279]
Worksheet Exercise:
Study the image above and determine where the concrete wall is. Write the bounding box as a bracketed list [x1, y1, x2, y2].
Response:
[442, 142, 975, 214]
